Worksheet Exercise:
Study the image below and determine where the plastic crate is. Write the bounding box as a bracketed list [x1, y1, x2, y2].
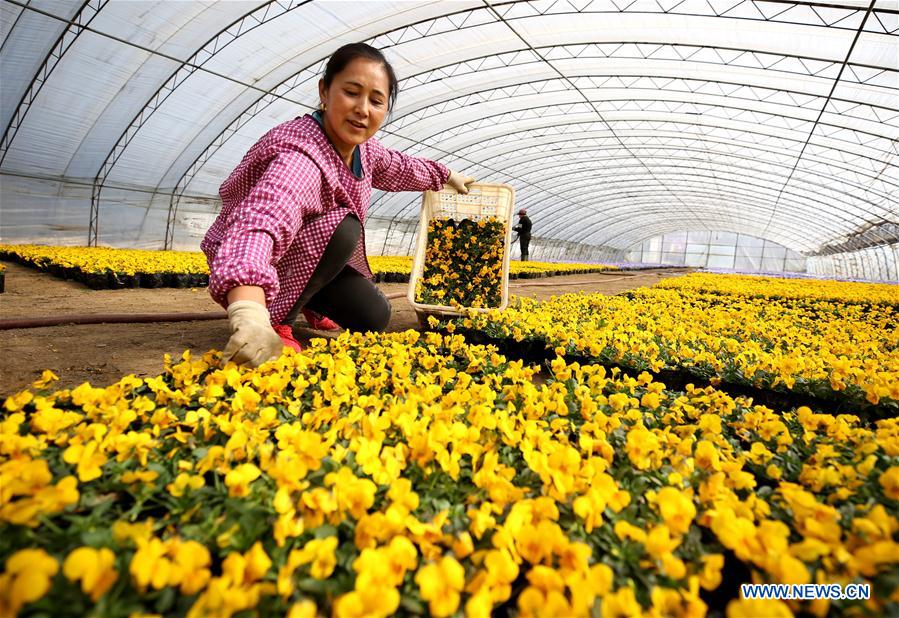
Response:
[408, 182, 515, 322]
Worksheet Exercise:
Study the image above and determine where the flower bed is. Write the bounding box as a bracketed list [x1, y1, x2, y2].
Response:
[659, 273, 899, 307]
[370, 256, 414, 283]
[509, 260, 618, 279]
[1, 332, 896, 616]
[0, 245, 209, 289]
[432, 276, 899, 412]
[0, 245, 617, 290]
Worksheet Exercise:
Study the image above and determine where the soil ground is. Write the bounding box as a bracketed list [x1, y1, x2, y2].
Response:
[0, 261, 691, 397]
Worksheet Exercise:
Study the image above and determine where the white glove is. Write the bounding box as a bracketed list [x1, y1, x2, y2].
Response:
[222, 300, 284, 367]
[445, 170, 476, 195]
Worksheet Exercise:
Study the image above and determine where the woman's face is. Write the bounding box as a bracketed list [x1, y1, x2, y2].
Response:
[319, 58, 390, 161]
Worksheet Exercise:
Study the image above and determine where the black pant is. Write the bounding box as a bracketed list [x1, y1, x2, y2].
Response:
[282, 215, 391, 332]
[519, 236, 530, 261]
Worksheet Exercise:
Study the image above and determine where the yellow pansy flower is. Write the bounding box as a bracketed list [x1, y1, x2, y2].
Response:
[0, 548, 59, 616]
[63, 546, 118, 601]
[415, 556, 466, 617]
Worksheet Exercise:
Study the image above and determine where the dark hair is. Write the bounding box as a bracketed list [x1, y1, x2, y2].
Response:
[322, 43, 399, 110]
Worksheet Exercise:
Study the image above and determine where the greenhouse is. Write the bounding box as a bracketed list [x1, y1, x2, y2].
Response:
[0, 0, 897, 617]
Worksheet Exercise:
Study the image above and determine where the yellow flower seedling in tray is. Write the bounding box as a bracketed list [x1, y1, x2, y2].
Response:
[408, 183, 515, 321]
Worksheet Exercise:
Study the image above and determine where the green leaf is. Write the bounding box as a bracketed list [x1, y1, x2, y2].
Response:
[154, 587, 176, 614]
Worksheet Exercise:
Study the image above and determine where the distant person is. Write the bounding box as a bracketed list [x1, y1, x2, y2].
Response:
[512, 208, 532, 261]
[202, 42, 475, 367]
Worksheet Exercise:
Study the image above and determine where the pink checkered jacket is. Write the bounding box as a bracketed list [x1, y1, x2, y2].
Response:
[201, 114, 449, 324]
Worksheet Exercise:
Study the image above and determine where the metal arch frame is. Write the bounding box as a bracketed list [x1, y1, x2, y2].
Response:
[398, 91, 894, 154]
[563, 191, 893, 251]
[447, 121, 895, 172]
[471, 128, 897, 191]
[539, 190, 813, 241]
[556, 193, 844, 250]
[376, 75, 895, 222]
[489, 134, 895, 191]
[50, 0, 892, 253]
[390, 46, 896, 133]
[450, 118, 895, 167]
[511, 180, 844, 248]
[86, 0, 313, 247]
[1, 0, 107, 165]
[377, 144, 895, 255]
[442, 116, 896, 171]
[393, 41, 848, 93]
[376, 128, 895, 231]
[513, 166, 894, 243]
[1, 1, 892, 263]
[510, 163, 885, 221]
[524, 174, 868, 244]
[761, 0, 878, 239]
[399, 92, 896, 171]
[497, 147, 895, 203]
[496, 146, 893, 246]
[372, 118, 895, 237]
[482, 0, 884, 32]
[506, 148, 895, 206]
[396, 80, 856, 245]
[390, 44, 896, 132]
[158, 1, 896, 247]
[395, 194, 818, 255]
[448, 120, 895, 191]
[500, 2, 711, 228]
[0, 1, 29, 54]
[536, 200, 868, 255]
[367, 28, 896, 250]
[452, 156, 882, 241]
[401, 92, 898, 156]
[506, 149, 898, 251]
[392, 80, 896, 157]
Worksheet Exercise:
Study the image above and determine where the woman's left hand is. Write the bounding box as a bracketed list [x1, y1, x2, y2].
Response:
[445, 170, 476, 194]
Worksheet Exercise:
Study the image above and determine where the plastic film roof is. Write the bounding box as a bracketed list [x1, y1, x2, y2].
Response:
[0, 0, 896, 257]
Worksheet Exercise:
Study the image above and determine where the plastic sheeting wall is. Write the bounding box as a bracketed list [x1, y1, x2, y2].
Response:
[627, 231, 807, 272]
[523, 238, 625, 263]
[0, 172, 220, 250]
[807, 244, 899, 282]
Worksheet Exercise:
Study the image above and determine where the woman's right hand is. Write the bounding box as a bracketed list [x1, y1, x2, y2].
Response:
[222, 300, 283, 367]
[445, 169, 476, 194]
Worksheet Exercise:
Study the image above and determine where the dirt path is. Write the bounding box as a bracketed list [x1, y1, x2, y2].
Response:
[0, 261, 690, 396]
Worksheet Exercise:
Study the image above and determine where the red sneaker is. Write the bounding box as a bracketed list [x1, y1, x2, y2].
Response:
[272, 324, 302, 352]
[302, 308, 340, 331]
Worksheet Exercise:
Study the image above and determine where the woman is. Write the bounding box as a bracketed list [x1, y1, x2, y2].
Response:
[202, 43, 475, 367]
